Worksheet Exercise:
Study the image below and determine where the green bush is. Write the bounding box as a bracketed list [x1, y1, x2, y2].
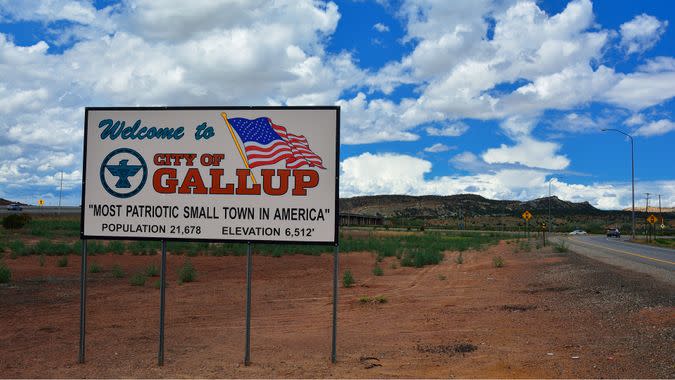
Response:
[455, 252, 464, 264]
[108, 241, 126, 255]
[342, 269, 355, 288]
[177, 260, 196, 284]
[144, 264, 159, 277]
[9, 240, 28, 257]
[358, 295, 387, 304]
[372, 265, 384, 276]
[401, 248, 443, 268]
[130, 272, 147, 286]
[56, 256, 68, 267]
[111, 265, 125, 278]
[38, 254, 45, 267]
[89, 262, 102, 273]
[2, 213, 31, 229]
[0, 262, 11, 283]
[553, 241, 569, 253]
[492, 256, 504, 268]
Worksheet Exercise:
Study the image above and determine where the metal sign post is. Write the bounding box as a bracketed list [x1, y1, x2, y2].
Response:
[158, 240, 167, 366]
[522, 211, 532, 239]
[331, 244, 339, 363]
[647, 215, 657, 242]
[541, 223, 547, 247]
[244, 242, 253, 366]
[78, 239, 88, 364]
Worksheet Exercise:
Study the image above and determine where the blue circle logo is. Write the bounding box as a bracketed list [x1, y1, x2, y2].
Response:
[100, 148, 148, 198]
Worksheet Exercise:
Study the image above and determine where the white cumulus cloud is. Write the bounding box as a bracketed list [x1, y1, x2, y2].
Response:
[619, 14, 668, 55]
[633, 119, 675, 137]
[373, 22, 389, 32]
[424, 143, 453, 153]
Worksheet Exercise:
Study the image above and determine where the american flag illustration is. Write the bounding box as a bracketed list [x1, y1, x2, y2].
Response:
[227, 117, 325, 169]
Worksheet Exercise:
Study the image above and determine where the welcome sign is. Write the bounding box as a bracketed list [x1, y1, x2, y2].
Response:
[81, 107, 339, 243]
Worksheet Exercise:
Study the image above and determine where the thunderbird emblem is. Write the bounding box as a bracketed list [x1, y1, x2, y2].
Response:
[100, 148, 147, 198]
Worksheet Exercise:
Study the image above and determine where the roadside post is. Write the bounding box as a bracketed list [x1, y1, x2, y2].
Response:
[522, 211, 532, 239]
[80, 107, 340, 366]
[541, 222, 547, 247]
[78, 239, 87, 363]
[244, 242, 252, 366]
[647, 214, 657, 242]
[158, 239, 167, 366]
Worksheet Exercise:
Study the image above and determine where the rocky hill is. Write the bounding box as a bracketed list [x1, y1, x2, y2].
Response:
[340, 194, 602, 219]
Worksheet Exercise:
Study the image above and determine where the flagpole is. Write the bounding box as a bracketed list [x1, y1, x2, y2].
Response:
[221, 112, 257, 185]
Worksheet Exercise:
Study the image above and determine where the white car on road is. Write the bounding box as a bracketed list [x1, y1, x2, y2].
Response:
[568, 229, 587, 235]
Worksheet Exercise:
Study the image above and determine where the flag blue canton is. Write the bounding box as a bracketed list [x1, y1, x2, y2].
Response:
[228, 117, 282, 145]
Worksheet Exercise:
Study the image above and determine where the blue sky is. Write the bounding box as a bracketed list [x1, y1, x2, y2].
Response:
[0, 0, 673, 209]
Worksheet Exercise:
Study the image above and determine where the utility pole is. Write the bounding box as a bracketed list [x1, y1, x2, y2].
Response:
[645, 193, 651, 241]
[601, 129, 635, 240]
[58, 171, 64, 214]
[658, 194, 662, 235]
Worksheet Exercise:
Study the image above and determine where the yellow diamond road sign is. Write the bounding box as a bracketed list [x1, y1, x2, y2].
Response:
[522, 210, 532, 221]
[646, 214, 657, 225]
[38, 199, 45, 206]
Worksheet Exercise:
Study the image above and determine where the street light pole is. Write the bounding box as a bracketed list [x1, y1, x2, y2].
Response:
[548, 178, 553, 233]
[602, 129, 635, 240]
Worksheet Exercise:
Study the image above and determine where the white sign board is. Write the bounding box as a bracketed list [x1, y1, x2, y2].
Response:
[82, 107, 339, 244]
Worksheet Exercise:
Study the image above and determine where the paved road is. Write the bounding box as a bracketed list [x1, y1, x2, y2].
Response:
[0, 206, 80, 216]
[560, 234, 674, 285]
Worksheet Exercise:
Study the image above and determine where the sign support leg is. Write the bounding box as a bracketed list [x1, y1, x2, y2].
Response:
[78, 239, 88, 364]
[158, 240, 167, 366]
[244, 242, 253, 366]
[331, 244, 339, 363]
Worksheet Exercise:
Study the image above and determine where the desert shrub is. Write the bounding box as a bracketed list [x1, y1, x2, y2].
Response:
[2, 214, 31, 229]
[108, 241, 126, 255]
[57, 256, 68, 267]
[518, 240, 531, 252]
[492, 256, 504, 268]
[342, 269, 355, 288]
[455, 252, 464, 264]
[437, 274, 447, 280]
[38, 254, 45, 267]
[0, 262, 11, 283]
[401, 248, 443, 268]
[129, 240, 160, 255]
[372, 265, 384, 276]
[89, 262, 102, 273]
[27, 219, 80, 237]
[153, 279, 163, 289]
[111, 265, 125, 278]
[29, 223, 51, 237]
[358, 295, 387, 304]
[9, 240, 28, 257]
[177, 260, 196, 284]
[87, 241, 107, 255]
[129, 272, 147, 286]
[553, 241, 569, 253]
[144, 264, 159, 277]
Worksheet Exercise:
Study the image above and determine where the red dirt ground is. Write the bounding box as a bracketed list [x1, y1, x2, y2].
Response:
[1, 241, 673, 378]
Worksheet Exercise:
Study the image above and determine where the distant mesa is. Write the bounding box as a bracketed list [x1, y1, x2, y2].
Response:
[623, 206, 674, 213]
[340, 194, 602, 219]
[0, 198, 28, 206]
